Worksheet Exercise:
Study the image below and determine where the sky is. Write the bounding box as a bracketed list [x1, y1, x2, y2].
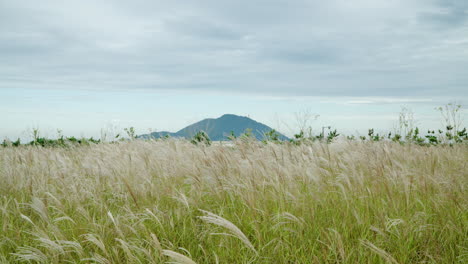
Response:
[1, 0, 467, 140]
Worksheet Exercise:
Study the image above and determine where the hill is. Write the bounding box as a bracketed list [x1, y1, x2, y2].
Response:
[139, 114, 289, 141]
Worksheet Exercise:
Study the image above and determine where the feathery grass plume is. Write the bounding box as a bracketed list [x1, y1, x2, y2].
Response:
[11, 246, 48, 263]
[162, 249, 197, 264]
[173, 191, 190, 209]
[360, 239, 399, 264]
[20, 213, 37, 227]
[150, 233, 163, 255]
[115, 238, 137, 263]
[145, 208, 164, 226]
[326, 228, 346, 262]
[121, 176, 140, 208]
[58, 240, 83, 257]
[81, 253, 112, 264]
[82, 234, 108, 257]
[36, 237, 66, 255]
[52, 215, 76, 225]
[272, 212, 305, 233]
[29, 197, 50, 223]
[198, 209, 257, 254]
[107, 211, 125, 237]
[277, 212, 305, 227]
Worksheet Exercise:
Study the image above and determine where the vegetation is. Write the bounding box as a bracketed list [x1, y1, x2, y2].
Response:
[3, 103, 467, 147]
[0, 136, 467, 263]
[190, 131, 211, 146]
[0, 103, 466, 263]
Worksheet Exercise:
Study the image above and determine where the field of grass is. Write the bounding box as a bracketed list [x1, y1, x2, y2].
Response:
[0, 139, 467, 263]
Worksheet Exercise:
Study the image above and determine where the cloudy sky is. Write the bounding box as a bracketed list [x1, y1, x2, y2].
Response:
[1, 0, 467, 140]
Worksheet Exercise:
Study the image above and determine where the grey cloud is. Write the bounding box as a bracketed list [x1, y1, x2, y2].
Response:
[418, 0, 468, 27]
[164, 17, 244, 41]
[0, 0, 467, 97]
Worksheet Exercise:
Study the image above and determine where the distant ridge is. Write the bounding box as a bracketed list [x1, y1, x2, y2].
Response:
[139, 114, 289, 141]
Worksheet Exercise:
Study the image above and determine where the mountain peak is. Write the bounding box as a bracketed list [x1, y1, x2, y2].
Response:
[139, 114, 289, 141]
[218, 114, 248, 119]
[219, 113, 238, 118]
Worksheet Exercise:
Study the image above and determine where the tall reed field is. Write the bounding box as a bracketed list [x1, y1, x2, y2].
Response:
[0, 139, 467, 263]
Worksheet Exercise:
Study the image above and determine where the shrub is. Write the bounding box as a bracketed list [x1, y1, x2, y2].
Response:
[191, 131, 211, 146]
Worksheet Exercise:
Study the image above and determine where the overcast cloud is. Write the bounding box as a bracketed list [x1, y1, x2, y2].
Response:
[1, 0, 467, 97]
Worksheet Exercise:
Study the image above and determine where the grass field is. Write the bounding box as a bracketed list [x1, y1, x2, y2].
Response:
[0, 139, 467, 263]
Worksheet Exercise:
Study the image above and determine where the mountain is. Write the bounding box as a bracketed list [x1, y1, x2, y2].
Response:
[138, 114, 289, 141]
